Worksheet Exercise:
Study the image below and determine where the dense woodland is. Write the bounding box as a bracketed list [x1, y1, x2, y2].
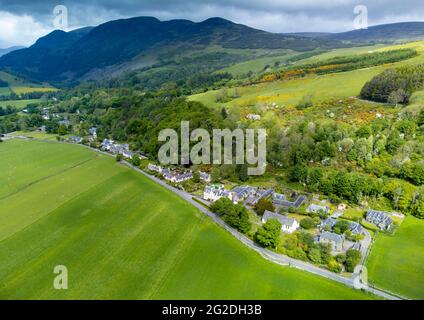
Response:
[361, 64, 424, 103]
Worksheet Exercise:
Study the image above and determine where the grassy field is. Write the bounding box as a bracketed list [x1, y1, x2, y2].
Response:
[0, 87, 11, 96]
[367, 216, 424, 299]
[0, 99, 41, 109]
[8, 131, 58, 140]
[0, 139, 374, 299]
[190, 41, 424, 109]
[11, 87, 57, 95]
[0, 71, 56, 96]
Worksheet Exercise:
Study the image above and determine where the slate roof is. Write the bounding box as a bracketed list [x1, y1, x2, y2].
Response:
[319, 231, 343, 244]
[272, 193, 306, 208]
[366, 209, 393, 230]
[307, 204, 330, 214]
[262, 210, 298, 228]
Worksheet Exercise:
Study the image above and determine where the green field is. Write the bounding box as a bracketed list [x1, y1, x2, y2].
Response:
[0, 139, 374, 299]
[0, 99, 41, 109]
[0, 71, 56, 96]
[367, 216, 424, 299]
[0, 87, 11, 96]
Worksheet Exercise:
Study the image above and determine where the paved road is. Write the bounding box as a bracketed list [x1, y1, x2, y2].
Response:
[5, 135, 405, 300]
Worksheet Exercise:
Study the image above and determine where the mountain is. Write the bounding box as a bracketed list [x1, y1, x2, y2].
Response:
[323, 22, 424, 43]
[0, 46, 25, 57]
[0, 17, 344, 86]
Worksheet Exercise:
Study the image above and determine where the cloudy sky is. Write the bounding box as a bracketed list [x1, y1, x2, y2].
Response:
[0, 0, 423, 48]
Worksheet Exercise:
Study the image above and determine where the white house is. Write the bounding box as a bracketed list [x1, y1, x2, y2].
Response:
[203, 184, 233, 202]
[122, 149, 133, 159]
[147, 163, 163, 173]
[246, 114, 261, 121]
[262, 210, 299, 234]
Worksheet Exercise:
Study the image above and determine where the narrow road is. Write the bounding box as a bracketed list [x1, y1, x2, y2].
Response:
[5, 135, 405, 300]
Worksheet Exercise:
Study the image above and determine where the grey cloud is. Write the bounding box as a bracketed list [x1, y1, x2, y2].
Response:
[0, 0, 423, 46]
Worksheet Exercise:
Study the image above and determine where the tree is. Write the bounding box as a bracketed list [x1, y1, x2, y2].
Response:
[345, 249, 361, 273]
[224, 204, 251, 234]
[319, 243, 332, 264]
[288, 164, 308, 183]
[300, 217, 316, 230]
[131, 155, 141, 167]
[333, 220, 350, 234]
[255, 218, 282, 248]
[192, 171, 200, 183]
[221, 107, 228, 119]
[116, 154, 122, 162]
[58, 124, 67, 136]
[388, 89, 408, 105]
[327, 259, 342, 273]
[308, 247, 322, 264]
[254, 198, 275, 216]
[236, 164, 248, 182]
[210, 198, 233, 216]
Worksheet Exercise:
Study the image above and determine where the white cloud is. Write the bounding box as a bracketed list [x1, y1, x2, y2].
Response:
[0, 11, 51, 48]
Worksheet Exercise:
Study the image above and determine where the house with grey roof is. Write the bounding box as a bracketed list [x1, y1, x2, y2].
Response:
[349, 222, 364, 235]
[199, 171, 211, 183]
[245, 188, 273, 206]
[262, 210, 300, 234]
[272, 192, 306, 209]
[89, 127, 97, 137]
[307, 204, 330, 215]
[203, 184, 233, 202]
[232, 186, 257, 203]
[366, 209, 393, 231]
[320, 217, 338, 231]
[317, 231, 344, 251]
[68, 136, 82, 144]
[147, 163, 163, 173]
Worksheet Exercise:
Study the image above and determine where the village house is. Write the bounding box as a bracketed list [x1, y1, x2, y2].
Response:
[163, 171, 193, 184]
[317, 231, 344, 251]
[262, 210, 300, 234]
[272, 192, 307, 209]
[147, 163, 163, 173]
[320, 217, 338, 231]
[246, 114, 261, 121]
[307, 204, 331, 215]
[89, 127, 97, 137]
[122, 149, 133, 159]
[68, 136, 82, 144]
[203, 184, 233, 202]
[349, 222, 364, 235]
[245, 188, 274, 206]
[231, 186, 257, 203]
[366, 209, 393, 231]
[199, 171, 211, 183]
[58, 119, 70, 127]
[101, 139, 114, 151]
